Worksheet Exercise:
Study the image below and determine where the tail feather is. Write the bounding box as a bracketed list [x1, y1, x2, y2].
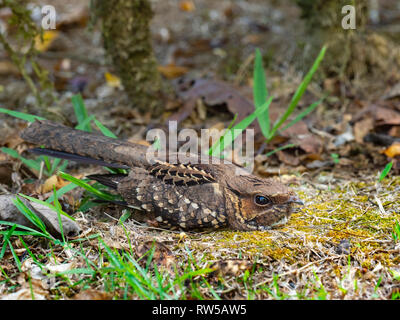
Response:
[30, 148, 130, 169]
[87, 173, 128, 189]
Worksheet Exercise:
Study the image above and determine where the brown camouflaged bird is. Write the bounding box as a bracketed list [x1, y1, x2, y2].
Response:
[21, 120, 303, 231]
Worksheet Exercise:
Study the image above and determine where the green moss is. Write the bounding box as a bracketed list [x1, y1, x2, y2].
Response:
[184, 176, 399, 280]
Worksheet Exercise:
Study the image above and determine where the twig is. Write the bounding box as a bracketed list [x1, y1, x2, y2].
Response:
[255, 255, 340, 288]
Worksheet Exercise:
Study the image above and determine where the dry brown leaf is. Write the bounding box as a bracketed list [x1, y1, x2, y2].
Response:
[277, 150, 300, 166]
[171, 78, 255, 123]
[374, 106, 400, 126]
[3, 132, 24, 149]
[39, 175, 69, 194]
[1, 288, 47, 300]
[0, 161, 12, 186]
[354, 117, 374, 143]
[72, 289, 112, 300]
[383, 143, 400, 158]
[388, 126, 400, 137]
[137, 241, 175, 272]
[179, 0, 195, 12]
[291, 135, 323, 155]
[158, 63, 189, 79]
[280, 121, 309, 137]
[0, 60, 20, 76]
[383, 82, 400, 100]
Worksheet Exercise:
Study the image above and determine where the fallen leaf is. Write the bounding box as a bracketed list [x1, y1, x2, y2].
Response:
[137, 241, 175, 272]
[388, 126, 400, 137]
[1, 288, 46, 300]
[34, 31, 59, 52]
[353, 103, 400, 127]
[0, 161, 12, 186]
[171, 77, 322, 159]
[72, 289, 112, 300]
[277, 150, 300, 166]
[383, 82, 400, 100]
[39, 175, 69, 194]
[375, 106, 400, 126]
[383, 143, 400, 158]
[45, 262, 75, 274]
[3, 132, 24, 149]
[291, 134, 323, 154]
[0, 60, 20, 75]
[179, 0, 195, 11]
[104, 72, 122, 88]
[158, 63, 189, 79]
[171, 77, 255, 123]
[354, 117, 374, 143]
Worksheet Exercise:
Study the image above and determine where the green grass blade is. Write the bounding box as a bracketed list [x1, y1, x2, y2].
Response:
[59, 171, 118, 202]
[0, 224, 17, 260]
[0, 220, 50, 237]
[1, 147, 42, 172]
[53, 186, 65, 242]
[57, 160, 69, 172]
[280, 98, 323, 133]
[42, 156, 52, 173]
[0, 108, 45, 122]
[49, 158, 61, 175]
[78, 199, 103, 212]
[57, 268, 96, 275]
[0, 230, 47, 236]
[209, 97, 273, 157]
[13, 196, 48, 233]
[18, 236, 43, 267]
[7, 240, 21, 271]
[253, 48, 270, 138]
[265, 143, 296, 157]
[75, 114, 95, 131]
[152, 137, 161, 151]
[18, 193, 75, 221]
[379, 161, 393, 182]
[208, 113, 238, 156]
[94, 118, 118, 139]
[253, 49, 268, 106]
[269, 45, 326, 140]
[46, 182, 78, 203]
[71, 94, 91, 132]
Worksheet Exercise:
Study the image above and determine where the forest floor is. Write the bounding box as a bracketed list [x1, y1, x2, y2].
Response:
[0, 0, 400, 299]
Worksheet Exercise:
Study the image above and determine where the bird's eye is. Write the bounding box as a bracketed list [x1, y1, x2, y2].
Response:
[254, 195, 271, 206]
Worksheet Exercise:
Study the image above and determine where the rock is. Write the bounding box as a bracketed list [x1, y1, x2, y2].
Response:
[0, 194, 81, 238]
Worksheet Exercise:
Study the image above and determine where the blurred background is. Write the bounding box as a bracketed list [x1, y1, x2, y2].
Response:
[0, 0, 400, 178]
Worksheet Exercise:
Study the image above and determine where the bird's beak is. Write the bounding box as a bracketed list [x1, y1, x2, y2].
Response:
[287, 195, 305, 206]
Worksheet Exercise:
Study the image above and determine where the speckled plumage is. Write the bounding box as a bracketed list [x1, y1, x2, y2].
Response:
[21, 120, 303, 231]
